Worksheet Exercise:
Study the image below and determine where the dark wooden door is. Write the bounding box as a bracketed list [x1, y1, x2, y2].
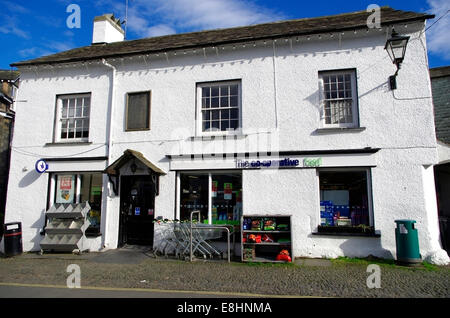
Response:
[119, 176, 155, 246]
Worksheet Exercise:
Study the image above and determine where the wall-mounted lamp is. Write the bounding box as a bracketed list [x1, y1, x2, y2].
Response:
[384, 29, 410, 90]
[130, 161, 137, 173]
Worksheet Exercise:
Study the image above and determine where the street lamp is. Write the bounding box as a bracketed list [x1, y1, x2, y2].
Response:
[384, 29, 410, 90]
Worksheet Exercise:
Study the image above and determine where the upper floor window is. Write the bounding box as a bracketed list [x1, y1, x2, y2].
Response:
[319, 70, 359, 128]
[55, 93, 91, 142]
[126, 91, 151, 131]
[197, 80, 241, 135]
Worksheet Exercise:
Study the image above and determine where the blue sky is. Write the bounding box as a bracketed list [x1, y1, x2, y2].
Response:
[0, 0, 448, 69]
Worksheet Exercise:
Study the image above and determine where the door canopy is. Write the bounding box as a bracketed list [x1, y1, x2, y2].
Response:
[104, 149, 166, 195]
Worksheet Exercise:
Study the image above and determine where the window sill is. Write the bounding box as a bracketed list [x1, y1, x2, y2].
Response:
[45, 141, 92, 147]
[315, 127, 366, 134]
[313, 226, 380, 238]
[125, 128, 151, 132]
[312, 231, 380, 237]
[85, 230, 102, 238]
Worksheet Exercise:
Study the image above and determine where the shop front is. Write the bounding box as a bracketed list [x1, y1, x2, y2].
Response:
[168, 148, 381, 259]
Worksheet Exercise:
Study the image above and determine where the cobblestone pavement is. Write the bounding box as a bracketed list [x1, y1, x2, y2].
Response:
[0, 250, 449, 298]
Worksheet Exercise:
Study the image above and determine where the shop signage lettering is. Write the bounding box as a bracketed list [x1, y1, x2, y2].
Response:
[236, 158, 300, 169]
[235, 157, 322, 169]
[303, 157, 323, 167]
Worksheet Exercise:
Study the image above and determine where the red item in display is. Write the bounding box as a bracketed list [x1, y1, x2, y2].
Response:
[275, 249, 292, 262]
[262, 234, 274, 242]
[247, 234, 262, 243]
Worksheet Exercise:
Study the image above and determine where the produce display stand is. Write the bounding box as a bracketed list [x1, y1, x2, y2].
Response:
[40, 202, 91, 254]
[241, 215, 292, 263]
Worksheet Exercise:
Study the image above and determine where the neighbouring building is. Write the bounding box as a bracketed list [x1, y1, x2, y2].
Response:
[1, 8, 449, 264]
[431, 66, 450, 256]
[0, 70, 19, 238]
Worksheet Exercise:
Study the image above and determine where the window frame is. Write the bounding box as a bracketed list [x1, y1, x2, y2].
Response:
[125, 90, 152, 132]
[196, 80, 242, 136]
[317, 167, 374, 230]
[54, 92, 91, 143]
[318, 69, 359, 128]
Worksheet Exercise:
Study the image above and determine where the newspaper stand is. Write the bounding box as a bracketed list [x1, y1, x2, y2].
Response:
[40, 202, 91, 254]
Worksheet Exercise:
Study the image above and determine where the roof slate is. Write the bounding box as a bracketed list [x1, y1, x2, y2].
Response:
[0, 70, 20, 81]
[430, 66, 450, 79]
[11, 6, 433, 67]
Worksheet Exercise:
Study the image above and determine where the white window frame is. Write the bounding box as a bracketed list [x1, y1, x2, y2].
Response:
[317, 168, 374, 228]
[318, 70, 359, 128]
[196, 80, 242, 136]
[54, 93, 91, 143]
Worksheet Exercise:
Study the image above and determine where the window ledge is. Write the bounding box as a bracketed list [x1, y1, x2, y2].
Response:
[315, 127, 366, 134]
[45, 141, 92, 147]
[86, 232, 102, 238]
[312, 231, 380, 238]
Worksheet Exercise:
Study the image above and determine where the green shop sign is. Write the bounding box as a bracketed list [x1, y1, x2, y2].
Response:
[302, 158, 322, 167]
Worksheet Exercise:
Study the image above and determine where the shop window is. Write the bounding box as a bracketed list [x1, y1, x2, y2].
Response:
[79, 173, 103, 234]
[319, 70, 359, 128]
[179, 172, 242, 224]
[55, 93, 91, 142]
[52, 172, 103, 235]
[319, 170, 373, 233]
[180, 174, 209, 222]
[197, 80, 241, 135]
[126, 91, 151, 131]
[211, 174, 242, 224]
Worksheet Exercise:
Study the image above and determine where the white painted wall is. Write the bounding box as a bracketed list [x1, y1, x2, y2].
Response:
[3, 21, 448, 263]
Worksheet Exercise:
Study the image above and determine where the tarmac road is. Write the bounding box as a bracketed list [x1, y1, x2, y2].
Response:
[0, 283, 260, 298]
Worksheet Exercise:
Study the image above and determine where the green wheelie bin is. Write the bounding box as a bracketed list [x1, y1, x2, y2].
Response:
[394, 220, 421, 265]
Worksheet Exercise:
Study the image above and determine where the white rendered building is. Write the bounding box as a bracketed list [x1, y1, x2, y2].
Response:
[2, 8, 449, 264]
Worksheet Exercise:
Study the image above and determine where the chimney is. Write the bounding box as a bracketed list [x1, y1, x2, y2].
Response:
[92, 14, 124, 44]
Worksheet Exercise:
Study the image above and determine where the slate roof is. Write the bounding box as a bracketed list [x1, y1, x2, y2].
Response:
[11, 6, 433, 67]
[0, 70, 20, 81]
[430, 66, 450, 79]
[430, 66, 450, 145]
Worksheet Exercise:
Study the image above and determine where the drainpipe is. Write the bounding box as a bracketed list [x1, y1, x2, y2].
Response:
[101, 58, 117, 249]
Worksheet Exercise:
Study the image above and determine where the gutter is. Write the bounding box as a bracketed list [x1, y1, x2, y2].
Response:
[101, 58, 117, 249]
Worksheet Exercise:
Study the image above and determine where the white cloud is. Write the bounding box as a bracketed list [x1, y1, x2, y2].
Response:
[426, 0, 450, 60]
[150, 0, 284, 30]
[95, 0, 284, 39]
[3, 2, 30, 14]
[18, 41, 75, 59]
[145, 24, 177, 37]
[0, 15, 30, 39]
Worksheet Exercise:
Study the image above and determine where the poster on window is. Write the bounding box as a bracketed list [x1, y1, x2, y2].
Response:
[56, 175, 75, 203]
[212, 181, 218, 198]
[224, 183, 233, 200]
